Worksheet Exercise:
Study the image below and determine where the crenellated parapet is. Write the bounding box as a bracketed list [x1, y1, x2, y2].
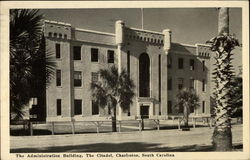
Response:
[44, 20, 71, 40]
[196, 44, 211, 58]
[124, 27, 164, 45]
[115, 20, 171, 54]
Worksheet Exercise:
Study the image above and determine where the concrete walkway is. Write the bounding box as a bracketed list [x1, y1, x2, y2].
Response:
[10, 124, 242, 152]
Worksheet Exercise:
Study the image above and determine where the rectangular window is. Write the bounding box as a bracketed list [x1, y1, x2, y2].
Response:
[73, 46, 81, 60]
[56, 99, 61, 116]
[190, 78, 195, 90]
[168, 78, 172, 90]
[202, 60, 205, 72]
[178, 78, 184, 90]
[74, 99, 82, 115]
[167, 56, 172, 68]
[178, 58, 184, 69]
[92, 101, 99, 115]
[190, 59, 195, 70]
[91, 48, 98, 62]
[56, 70, 61, 86]
[56, 43, 60, 58]
[202, 79, 206, 92]
[167, 101, 172, 114]
[202, 101, 206, 113]
[91, 72, 99, 83]
[74, 71, 82, 87]
[107, 50, 114, 63]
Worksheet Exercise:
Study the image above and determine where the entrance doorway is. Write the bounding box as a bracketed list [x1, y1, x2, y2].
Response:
[139, 53, 150, 97]
[140, 105, 149, 119]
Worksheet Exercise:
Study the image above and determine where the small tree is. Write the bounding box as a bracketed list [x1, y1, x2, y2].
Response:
[90, 66, 135, 132]
[176, 88, 199, 129]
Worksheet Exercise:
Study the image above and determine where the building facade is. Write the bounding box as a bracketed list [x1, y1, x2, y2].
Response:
[44, 20, 211, 122]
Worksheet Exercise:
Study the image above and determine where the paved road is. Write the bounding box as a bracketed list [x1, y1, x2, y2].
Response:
[10, 124, 242, 152]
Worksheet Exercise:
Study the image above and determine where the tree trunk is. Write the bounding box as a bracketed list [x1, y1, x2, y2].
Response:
[212, 7, 233, 151]
[213, 126, 232, 151]
[183, 105, 189, 128]
[112, 106, 117, 132]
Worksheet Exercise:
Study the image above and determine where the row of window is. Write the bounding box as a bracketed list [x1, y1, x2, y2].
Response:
[49, 32, 67, 39]
[56, 44, 115, 63]
[167, 78, 206, 92]
[56, 70, 98, 87]
[56, 99, 206, 116]
[56, 99, 99, 116]
[167, 100, 206, 114]
[168, 57, 206, 71]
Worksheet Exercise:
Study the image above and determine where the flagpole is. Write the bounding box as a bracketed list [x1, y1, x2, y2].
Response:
[141, 8, 144, 29]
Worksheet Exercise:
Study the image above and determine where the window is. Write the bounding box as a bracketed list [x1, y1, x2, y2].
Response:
[167, 56, 172, 68]
[107, 50, 114, 63]
[91, 48, 98, 62]
[92, 101, 99, 115]
[56, 43, 60, 58]
[56, 70, 61, 86]
[178, 78, 184, 90]
[74, 71, 82, 87]
[74, 99, 82, 115]
[168, 101, 172, 114]
[56, 99, 61, 116]
[190, 78, 195, 90]
[190, 59, 195, 70]
[168, 78, 172, 90]
[202, 60, 205, 71]
[202, 101, 206, 113]
[91, 72, 98, 83]
[48, 32, 52, 37]
[73, 46, 81, 60]
[202, 79, 206, 92]
[178, 58, 184, 69]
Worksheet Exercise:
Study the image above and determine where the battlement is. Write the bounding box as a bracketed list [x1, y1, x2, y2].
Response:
[44, 20, 71, 40]
[124, 27, 164, 45]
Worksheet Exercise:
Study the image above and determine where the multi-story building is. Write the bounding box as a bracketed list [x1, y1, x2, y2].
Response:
[44, 20, 211, 122]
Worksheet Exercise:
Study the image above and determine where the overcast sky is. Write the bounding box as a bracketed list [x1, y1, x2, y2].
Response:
[40, 8, 242, 73]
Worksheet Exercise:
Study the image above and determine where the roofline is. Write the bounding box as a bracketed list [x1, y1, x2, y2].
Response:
[172, 42, 196, 48]
[74, 28, 115, 36]
[129, 27, 164, 35]
[195, 43, 212, 47]
[44, 20, 71, 26]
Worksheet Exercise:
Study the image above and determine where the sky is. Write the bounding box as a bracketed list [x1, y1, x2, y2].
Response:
[39, 8, 242, 74]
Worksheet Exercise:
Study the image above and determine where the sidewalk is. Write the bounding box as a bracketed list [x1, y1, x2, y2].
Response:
[10, 124, 242, 152]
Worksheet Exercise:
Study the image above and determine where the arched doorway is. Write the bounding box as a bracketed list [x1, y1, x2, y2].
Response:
[139, 53, 150, 97]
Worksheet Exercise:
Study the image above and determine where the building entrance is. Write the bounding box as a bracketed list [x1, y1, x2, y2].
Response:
[140, 105, 149, 119]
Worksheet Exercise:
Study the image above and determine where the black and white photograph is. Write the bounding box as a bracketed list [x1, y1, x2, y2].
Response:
[0, 1, 249, 160]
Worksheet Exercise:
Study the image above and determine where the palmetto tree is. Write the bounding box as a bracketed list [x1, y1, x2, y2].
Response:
[10, 9, 55, 120]
[207, 8, 239, 151]
[176, 88, 199, 129]
[91, 66, 135, 132]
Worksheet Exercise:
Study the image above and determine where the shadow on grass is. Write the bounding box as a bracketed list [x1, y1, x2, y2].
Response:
[10, 142, 243, 153]
[10, 129, 52, 136]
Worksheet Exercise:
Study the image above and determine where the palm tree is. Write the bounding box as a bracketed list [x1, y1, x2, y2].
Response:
[10, 9, 55, 120]
[207, 8, 239, 151]
[90, 66, 135, 132]
[176, 88, 199, 129]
